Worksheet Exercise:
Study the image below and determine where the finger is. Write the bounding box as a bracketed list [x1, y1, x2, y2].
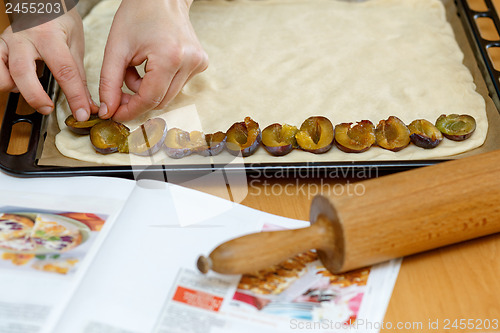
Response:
[183, 47, 209, 83]
[120, 92, 132, 106]
[185, 68, 200, 85]
[68, 13, 98, 115]
[124, 67, 141, 94]
[99, 40, 128, 119]
[8, 42, 53, 114]
[88, 89, 99, 114]
[112, 59, 175, 122]
[154, 52, 208, 110]
[155, 68, 190, 110]
[69, 42, 99, 114]
[185, 54, 209, 83]
[39, 42, 91, 121]
[0, 38, 16, 92]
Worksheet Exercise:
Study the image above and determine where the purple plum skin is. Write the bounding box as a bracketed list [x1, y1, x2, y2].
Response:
[334, 140, 371, 153]
[165, 146, 192, 159]
[410, 133, 442, 149]
[301, 141, 333, 154]
[93, 146, 118, 154]
[441, 132, 474, 142]
[262, 144, 294, 156]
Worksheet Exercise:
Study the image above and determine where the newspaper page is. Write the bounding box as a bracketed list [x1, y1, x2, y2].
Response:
[46, 179, 401, 333]
[0, 173, 135, 333]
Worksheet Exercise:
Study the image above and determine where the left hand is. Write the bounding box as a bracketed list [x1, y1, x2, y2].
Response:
[0, 9, 98, 120]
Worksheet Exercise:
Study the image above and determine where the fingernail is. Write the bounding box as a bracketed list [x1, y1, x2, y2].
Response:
[38, 106, 53, 114]
[98, 103, 108, 118]
[75, 108, 89, 122]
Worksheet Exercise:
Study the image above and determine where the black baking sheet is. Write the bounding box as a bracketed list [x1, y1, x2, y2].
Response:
[0, 0, 498, 179]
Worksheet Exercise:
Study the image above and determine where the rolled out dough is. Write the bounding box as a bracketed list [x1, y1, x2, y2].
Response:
[55, 0, 488, 165]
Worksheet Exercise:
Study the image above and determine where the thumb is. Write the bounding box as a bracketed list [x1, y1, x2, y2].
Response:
[98, 41, 128, 119]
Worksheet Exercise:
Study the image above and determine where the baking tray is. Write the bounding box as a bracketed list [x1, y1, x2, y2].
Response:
[0, 0, 498, 179]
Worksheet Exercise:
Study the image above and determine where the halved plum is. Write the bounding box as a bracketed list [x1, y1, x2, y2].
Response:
[128, 118, 168, 156]
[295, 116, 334, 154]
[408, 119, 443, 149]
[261, 123, 298, 156]
[65, 114, 104, 135]
[226, 117, 261, 157]
[375, 116, 410, 152]
[196, 131, 227, 157]
[90, 120, 130, 154]
[435, 114, 476, 141]
[334, 120, 375, 153]
[164, 128, 207, 159]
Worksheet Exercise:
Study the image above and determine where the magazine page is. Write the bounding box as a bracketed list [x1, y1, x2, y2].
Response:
[47, 179, 401, 333]
[153, 224, 401, 333]
[0, 173, 135, 333]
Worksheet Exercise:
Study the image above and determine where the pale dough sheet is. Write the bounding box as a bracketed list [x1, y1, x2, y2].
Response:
[55, 0, 488, 165]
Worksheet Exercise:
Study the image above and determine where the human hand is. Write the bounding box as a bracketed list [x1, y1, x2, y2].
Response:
[98, 0, 208, 122]
[0, 9, 98, 121]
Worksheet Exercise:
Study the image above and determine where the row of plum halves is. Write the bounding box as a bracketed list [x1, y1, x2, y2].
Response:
[64, 113, 476, 158]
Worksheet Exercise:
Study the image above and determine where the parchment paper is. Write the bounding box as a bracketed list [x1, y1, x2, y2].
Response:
[38, 0, 500, 168]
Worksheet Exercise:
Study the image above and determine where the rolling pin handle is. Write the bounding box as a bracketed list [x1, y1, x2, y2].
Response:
[196, 214, 339, 275]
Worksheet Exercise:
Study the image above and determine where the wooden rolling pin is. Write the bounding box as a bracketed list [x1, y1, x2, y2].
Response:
[198, 150, 500, 275]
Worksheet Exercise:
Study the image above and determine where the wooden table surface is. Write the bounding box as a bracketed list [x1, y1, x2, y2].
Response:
[1, 2, 499, 332]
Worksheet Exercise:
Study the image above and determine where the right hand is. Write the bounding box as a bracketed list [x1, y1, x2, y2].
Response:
[98, 0, 208, 122]
[0, 9, 98, 121]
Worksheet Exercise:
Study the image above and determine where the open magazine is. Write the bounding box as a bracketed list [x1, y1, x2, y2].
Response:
[0, 172, 401, 333]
